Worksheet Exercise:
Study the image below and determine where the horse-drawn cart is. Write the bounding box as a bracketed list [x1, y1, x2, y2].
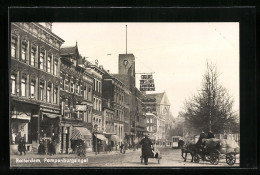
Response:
[192, 138, 239, 165]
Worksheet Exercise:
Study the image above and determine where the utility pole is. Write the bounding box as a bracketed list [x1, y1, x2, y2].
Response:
[126, 25, 127, 54]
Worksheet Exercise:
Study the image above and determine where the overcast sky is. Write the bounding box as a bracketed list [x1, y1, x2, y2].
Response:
[52, 22, 239, 118]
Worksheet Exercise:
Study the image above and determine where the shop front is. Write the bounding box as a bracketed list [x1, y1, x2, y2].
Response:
[39, 106, 61, 154]
[10, 101, 39, 154]
[93, 133, 107, 153]
[71, 126, 92, 152]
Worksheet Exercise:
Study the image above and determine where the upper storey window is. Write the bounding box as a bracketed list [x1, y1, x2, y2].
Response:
[11, 37, 17, 58]
[39, 52, 44, 70]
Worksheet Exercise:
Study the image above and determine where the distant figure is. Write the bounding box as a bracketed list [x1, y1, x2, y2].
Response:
[207, 131, 215, 139]
[196, 131, 207, 146]
[18, 138, 26, 155]
[38, 140, 46, 155]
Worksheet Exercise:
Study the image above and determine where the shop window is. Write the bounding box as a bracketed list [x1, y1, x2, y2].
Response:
[30, 47, 36, 66]
[47, 55, 51, 73]
[11, 74, 16, 95]
[30, 80, 35, 98]
[21, 77, 26, 97]
[11, 37, 17, 58]
[21, 42, 27, 62]
[54, 60, 58, 76]
[39, 52, 44, 69]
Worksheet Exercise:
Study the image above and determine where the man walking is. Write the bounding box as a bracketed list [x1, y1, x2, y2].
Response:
[140, 134, 153, 165]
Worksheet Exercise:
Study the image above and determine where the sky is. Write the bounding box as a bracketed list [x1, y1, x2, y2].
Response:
[52, 22, 239, 118]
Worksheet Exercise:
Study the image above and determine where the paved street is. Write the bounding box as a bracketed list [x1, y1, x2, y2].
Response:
[10, 147, 239, 167]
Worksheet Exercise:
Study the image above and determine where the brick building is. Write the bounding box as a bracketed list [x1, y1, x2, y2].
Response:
[59, 44, 94, 153]
[10, 22, 64, 153]
[113, 54, 147, 147]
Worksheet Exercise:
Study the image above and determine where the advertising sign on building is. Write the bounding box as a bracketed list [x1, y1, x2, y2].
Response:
[75, 105, 87, 111]
[140, 74, 155, 91]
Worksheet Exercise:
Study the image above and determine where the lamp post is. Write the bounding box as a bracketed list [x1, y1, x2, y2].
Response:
[94, 124, 98, 155]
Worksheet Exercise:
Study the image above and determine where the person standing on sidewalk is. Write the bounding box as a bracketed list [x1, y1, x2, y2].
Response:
[18, 138, 26, 155]
[140, 135, 153, 165]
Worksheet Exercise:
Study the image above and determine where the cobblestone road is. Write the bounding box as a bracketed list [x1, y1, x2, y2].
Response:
[10, 147, 239, 167]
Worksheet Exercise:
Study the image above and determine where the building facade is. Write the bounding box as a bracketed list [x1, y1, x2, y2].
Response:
[10, 22, 64, 153]
[60, 45, 93, 153]
[113, 54, 147, 148]
[143, 92, 171, 146]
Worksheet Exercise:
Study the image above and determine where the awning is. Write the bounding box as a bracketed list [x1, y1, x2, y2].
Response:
[43, 113, 60, 119]
[111, 135, 120, 142]
[95, 134, 107, 141]
[11, 114, 31, 121]
[71, 127, 92, 140]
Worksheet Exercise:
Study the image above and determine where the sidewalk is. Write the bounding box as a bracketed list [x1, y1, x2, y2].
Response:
[10, 149, 141, 159]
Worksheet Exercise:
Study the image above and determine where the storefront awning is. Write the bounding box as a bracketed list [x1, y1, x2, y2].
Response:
[71, 127, 92, 140]
[111, 135, 120, 142]
[11, 114, 31, 121]
[95, 134, 107, 141]
[43, 113, 60, 119]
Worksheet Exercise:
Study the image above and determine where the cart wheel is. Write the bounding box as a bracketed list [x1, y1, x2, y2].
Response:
[226, 153, 236, 165]
[193, 154, 200, 163]
[210, 152, 219, 165]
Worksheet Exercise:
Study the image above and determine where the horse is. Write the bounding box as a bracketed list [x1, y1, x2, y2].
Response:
[180, 142, 198, 162]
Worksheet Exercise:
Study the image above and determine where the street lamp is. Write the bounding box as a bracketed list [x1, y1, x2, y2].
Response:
[94, 124, 98, 155]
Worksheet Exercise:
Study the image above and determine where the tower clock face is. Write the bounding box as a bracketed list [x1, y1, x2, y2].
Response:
[123, 60, 128, 66]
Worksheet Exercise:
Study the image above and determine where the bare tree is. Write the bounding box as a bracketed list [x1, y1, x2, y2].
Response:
[182, 61, 239, 134]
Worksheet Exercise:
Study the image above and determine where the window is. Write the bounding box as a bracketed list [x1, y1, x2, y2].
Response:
[11, 75, 16, 94]
[30, 81, 35, 98]
[150, 118, 153, 123]
[75, 84, 79, 94]
[54, 60, 58, 76]
[53, 87, 58, 104]
[93, 80, 95, 91]
[30, 47, 36, 66]
[70, 81, 74, 93]
[47, 55, 51, 73]
[99, 101, 101, 111]
[21, 43, 27, 62]
[47, 85, 51, 103]
[93, 98, 96, 110]
[11, 38, 17, 58]
[21, 78, 26, 97]
[64, 79, 69, 91]
[39, 82, 44, 101]
[39, 52, 44, 69]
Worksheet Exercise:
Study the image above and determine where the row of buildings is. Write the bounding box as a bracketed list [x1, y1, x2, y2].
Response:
[10, 22, 174, 154]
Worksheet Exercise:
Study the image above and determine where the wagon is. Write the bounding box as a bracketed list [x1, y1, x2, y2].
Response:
[140, 148, 162, 164]
[192, 138, 239, 165]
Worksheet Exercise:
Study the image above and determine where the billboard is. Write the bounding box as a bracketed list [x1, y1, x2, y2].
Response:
[140, 74, 155, 91]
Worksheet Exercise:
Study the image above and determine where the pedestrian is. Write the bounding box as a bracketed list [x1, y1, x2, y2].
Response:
[207, 131, 215, 139]
[38, 140, 46, 155]
[111, 141, 114, 151]
[18, 137, 26, 155]
[140, 134, 153, 165]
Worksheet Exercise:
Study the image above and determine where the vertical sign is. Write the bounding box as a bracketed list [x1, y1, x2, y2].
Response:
[140, 74, 155, 91]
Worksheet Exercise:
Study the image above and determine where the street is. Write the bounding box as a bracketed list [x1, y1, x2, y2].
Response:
[10, 147, 239, 167]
